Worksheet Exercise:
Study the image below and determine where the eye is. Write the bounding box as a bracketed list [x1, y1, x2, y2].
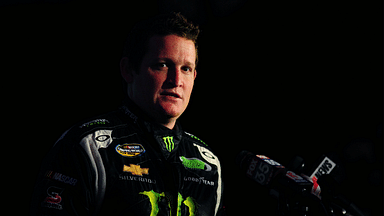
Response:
[159, 63, 167, 68]
[181, 66, 193, 73]
[151, 63, 168, 71]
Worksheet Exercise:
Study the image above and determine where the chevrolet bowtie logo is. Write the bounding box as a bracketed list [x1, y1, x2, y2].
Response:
[123, 164, 149, 176]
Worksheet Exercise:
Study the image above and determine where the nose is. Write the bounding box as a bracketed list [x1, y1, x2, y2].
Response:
[165, 66, 182, 88]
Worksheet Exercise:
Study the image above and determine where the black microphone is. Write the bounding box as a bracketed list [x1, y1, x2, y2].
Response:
[303, 153, 366, 216]
[237, 151, 365, 216]
[303, 154, 345, 199]
[237, 151, 323, 215]
[236, 150, 286, 186]
[236, 151, 313, 195]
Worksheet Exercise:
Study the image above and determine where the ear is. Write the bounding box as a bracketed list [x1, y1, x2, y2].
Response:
[120, 57, 133, 83]
[193, 69, 197, 80]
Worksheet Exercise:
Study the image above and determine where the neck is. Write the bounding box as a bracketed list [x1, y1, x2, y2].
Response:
[159, 119, 177, 130]
[152, 111, 178, 130]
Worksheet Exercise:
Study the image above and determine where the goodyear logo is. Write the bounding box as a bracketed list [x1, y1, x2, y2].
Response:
[115, 144, 145, 157]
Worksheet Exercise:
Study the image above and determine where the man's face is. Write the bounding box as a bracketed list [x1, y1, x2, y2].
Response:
[124, 34, 197, 127]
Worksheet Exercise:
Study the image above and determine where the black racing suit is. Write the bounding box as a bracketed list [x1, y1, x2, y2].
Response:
[31, 99, 224, 216]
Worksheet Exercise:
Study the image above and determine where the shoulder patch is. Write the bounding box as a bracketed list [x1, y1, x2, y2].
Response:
[185, 132, 207, 146]
[79, 119, 110, 128]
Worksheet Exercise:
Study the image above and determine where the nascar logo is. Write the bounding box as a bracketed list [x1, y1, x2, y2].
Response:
[115, 143, 145, 157]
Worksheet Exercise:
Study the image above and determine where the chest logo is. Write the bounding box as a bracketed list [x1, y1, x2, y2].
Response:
[180, 156, 212, 171]
[162, 136, 175, 152]
[115, 143, 145, 157]
[123, 164, 149, 176]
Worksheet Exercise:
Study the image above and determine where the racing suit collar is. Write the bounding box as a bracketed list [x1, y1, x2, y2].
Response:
[148, 120, 183, 157]
[121, 97, 183, 157]
[121, 97, 154, 124]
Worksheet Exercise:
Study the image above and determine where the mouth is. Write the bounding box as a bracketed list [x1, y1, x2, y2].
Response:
[160, 91, 181, 99]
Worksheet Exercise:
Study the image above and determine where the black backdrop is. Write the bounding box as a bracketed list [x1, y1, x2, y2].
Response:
[2, 0, 382, 215]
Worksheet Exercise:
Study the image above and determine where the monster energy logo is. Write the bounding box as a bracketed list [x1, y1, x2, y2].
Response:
[139, 190, 196, 216]
[162, 136, 175, 152]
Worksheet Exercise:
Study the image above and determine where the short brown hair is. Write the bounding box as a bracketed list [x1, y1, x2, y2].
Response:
[122, 12, 200, 73]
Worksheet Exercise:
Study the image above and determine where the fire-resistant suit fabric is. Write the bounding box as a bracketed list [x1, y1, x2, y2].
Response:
[31, 98, 224, 216]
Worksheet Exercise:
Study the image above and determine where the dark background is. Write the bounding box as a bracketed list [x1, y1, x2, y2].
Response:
[2, 0, 382, 215]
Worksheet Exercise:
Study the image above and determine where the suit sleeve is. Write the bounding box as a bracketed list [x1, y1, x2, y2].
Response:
[30, 129, 105, 216]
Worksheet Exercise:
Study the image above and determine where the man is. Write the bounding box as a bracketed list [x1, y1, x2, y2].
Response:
[31, 12, 224, 216]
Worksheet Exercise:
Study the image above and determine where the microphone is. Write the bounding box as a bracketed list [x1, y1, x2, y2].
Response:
[303, 154, 344, 199]
[303, 153, 365, 216]
[236, 151, 313, 195]
[236, 151, 286, 186]
[236, 151, 320, 215]
[237, 151, 365, 216]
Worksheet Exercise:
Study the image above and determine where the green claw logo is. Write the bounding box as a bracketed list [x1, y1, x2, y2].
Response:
[139, 190, 196, 216]
[162, 136, 175, 152]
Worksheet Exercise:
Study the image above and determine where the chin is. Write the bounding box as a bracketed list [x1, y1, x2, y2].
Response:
[158, 103, 185, 119]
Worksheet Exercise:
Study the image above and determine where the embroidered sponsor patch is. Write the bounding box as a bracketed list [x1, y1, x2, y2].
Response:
[162, 136, 175, 152]
[123, 164, 149, 176]
[41, 186, 64, 210]
[179, 156, 212, 171]
[94, 130, 113, 149]
[115, 143, 145, 157]
[184, 176, 215, 186]
[45, 171, 77, 186]
[80, 119, 109, 128]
